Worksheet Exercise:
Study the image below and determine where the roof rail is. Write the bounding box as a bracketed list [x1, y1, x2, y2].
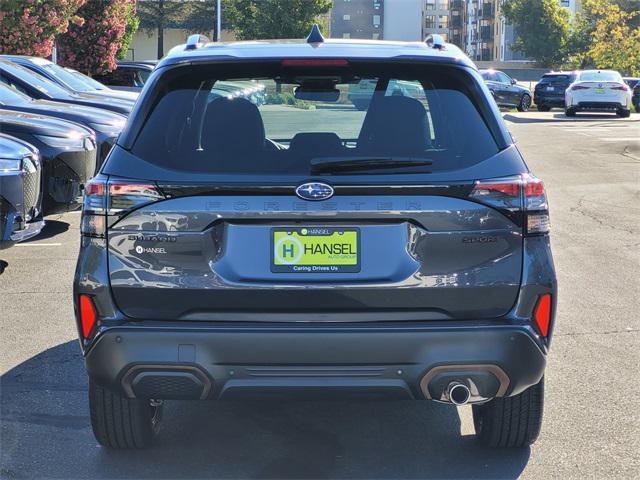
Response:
[425, 34, 446, 50]
[185, 34, 210, 51]
[306, 24, 325, 44]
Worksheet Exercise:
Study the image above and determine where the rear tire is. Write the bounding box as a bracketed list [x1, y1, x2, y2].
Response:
[517, 94, 531, 112]
[89, 379, 161, 449]
[536, 105, 551, 112]
[617, 108, 631, 118]
[565, 107, 576, 117]
[472, 377, 544, 448]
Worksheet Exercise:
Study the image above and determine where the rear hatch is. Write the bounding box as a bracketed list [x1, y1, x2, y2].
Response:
[94, 60, 535, 322]
[536, 74, 574, 94]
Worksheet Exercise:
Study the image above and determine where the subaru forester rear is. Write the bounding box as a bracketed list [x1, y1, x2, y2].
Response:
[74, 32, 556, 449]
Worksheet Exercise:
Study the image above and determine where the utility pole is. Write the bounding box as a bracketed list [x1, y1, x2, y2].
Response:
[216, 0, 222, 41]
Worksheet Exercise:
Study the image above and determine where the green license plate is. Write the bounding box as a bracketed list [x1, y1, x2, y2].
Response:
[595, 88, 605, 94]
[271, 227, 360, 273]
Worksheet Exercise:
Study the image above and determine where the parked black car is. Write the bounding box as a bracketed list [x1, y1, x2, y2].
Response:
[0, 83, 124, 169]
[0, 133, 43, 249]
[480, 69, 532, 111]
[623, 77, 640, 112]
[534, 72, 577, 111]
[1, 56, 138, 102]
[0, 59, 134, 115]
[93, 61, 156, 92]
[0, 109, 96, 214]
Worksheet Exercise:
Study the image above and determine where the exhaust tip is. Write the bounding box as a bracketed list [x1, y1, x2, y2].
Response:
[448, 382, 471, 405]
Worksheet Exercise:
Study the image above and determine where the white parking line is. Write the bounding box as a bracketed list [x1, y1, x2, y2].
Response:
[15, 243, 62, 247]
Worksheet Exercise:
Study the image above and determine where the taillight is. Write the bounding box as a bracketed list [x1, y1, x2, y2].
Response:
[469, 174, 549, 235]
[80, 177, 165, 238]
[533, 293, 552, 337]
[81, 178, 107, 237]
[571, 85, 589, 90]
[79, 294, 97, 340]
[611, 84, 629, 91]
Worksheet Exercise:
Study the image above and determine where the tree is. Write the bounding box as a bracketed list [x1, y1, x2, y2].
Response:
[57, 0, 134, 75]
[137, 0, 217, 59]
[501, 0, 571, 68]
[0, 0, 85, 57]
[225, 0, 332, 40]
[566, 0, 640, 75]
[118, 1, 140, 59]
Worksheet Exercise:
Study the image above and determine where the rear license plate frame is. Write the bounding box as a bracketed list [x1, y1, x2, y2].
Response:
[271, 227, 361, 273]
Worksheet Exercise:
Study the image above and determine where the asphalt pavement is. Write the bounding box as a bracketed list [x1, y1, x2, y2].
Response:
[1, 110, 639, 479]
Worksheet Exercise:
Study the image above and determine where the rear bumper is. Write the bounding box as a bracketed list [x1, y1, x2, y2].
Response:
[534, 93, 565, 106]
[85, 322, 547, 402]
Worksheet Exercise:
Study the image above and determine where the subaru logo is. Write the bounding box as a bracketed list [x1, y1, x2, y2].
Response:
[295, 182, 334, 201]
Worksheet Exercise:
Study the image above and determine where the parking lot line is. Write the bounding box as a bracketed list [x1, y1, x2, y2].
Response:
[15, 243, 62, 247]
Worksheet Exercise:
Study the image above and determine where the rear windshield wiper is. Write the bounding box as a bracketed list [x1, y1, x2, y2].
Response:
[310, 156, 433, 174]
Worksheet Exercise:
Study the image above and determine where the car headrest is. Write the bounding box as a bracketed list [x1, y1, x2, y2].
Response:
[288, 132, 344, 157]
[201, 97, 265, 155]
[357, 95, 430, 156]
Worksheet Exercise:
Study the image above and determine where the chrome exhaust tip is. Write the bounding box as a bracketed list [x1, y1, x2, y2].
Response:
[447, 382, 471, 406]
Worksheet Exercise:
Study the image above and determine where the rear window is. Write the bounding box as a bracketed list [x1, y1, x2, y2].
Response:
[579, 71, 621, 82]
[540, 74, 574, 83]
[130, 62, 499, 176]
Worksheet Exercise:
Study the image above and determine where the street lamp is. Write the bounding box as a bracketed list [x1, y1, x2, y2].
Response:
[216, 0, 221, 41]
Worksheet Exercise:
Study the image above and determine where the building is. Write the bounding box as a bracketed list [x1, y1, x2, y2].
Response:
[448, 0, 582, 63]
[385, 0, 423, 41]
[330, 0, 384, 40]
[423, 0, 450, 41]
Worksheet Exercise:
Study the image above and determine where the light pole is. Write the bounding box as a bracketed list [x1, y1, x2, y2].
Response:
[216, 0, 221, 41]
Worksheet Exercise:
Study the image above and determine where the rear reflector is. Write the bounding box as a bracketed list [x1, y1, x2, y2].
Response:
[281, 59, 349, 67]
[533, 294, 552, 337]
[527, 213, 550, 234]
[79, 294, 97, 339]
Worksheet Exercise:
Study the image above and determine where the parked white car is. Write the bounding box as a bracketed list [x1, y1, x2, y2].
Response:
[565, 70, 632, 118]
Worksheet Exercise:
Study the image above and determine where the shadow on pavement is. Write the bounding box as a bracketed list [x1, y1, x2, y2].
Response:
[21, 219, 70, 243]
[502, 112, 626, 124]
[1, 342, 530, 479]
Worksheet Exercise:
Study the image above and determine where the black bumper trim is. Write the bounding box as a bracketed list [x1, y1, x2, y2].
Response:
[85, 323, 546, 401]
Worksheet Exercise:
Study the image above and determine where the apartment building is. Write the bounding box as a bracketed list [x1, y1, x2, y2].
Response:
[330, 0, 384, 39]
[448, 0, 582, 62]
[423, 0, 450, 41]
[385, 0, 423, 41]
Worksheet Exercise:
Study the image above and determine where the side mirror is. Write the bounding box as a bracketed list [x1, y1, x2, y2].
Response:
[511, 78, 518, 85]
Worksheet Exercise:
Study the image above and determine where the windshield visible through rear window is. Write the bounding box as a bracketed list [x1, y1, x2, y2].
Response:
[130, 62, 498, 176]
[579, 71, 621, 82]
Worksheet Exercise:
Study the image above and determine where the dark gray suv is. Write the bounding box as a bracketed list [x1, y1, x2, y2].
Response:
[74, 31, 556, 449]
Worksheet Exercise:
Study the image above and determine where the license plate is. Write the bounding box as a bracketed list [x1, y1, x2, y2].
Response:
[595, 88, 605, 94]
[546, 86, 554, 91]
[271, 227, 360, 273]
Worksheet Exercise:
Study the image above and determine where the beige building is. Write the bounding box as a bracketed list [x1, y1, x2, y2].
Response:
[124, 28, 235, 61]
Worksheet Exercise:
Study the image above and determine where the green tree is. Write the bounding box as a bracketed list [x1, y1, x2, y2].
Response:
[137, 0, 217, 59]
[118, 1, 140, 59]
[501, 0, 571, 68]
[566, 0, 640, 75]
[225, 0, 332, 40]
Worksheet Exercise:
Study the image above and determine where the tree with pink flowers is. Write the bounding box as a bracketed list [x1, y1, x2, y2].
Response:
[0, 0, 85, 57]
[57, 0, 136, 75]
